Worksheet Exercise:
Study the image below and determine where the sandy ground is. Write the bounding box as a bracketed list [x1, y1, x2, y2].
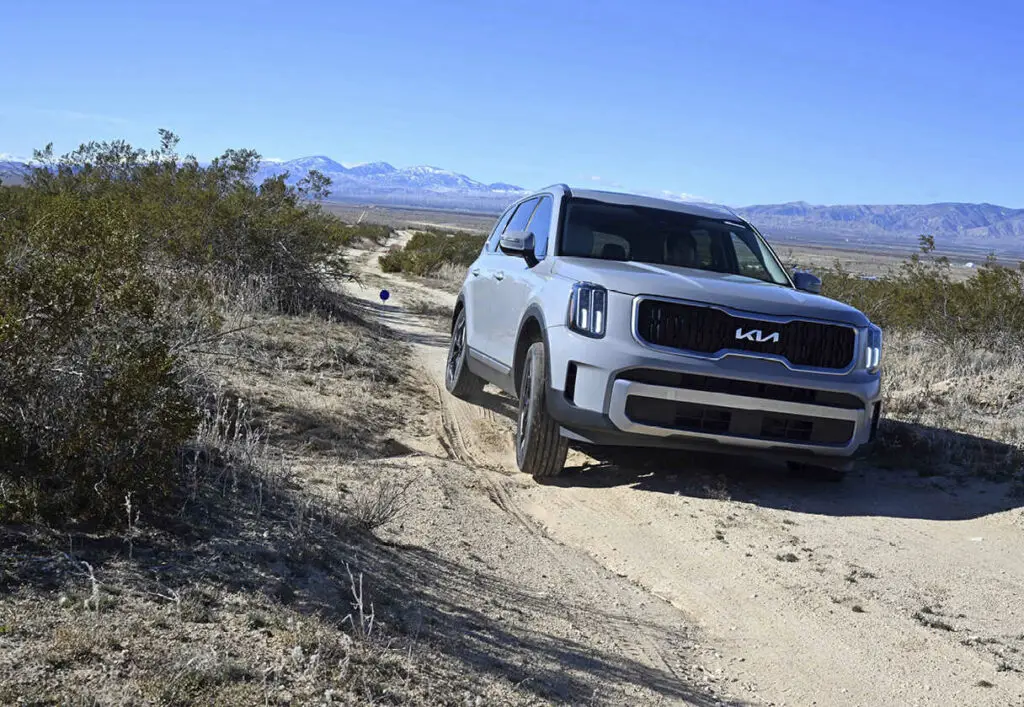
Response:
[344, 233, 1024, 707]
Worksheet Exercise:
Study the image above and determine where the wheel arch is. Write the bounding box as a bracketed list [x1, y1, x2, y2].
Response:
[450, 294, 466, 333]
[513, 305, 551, 395]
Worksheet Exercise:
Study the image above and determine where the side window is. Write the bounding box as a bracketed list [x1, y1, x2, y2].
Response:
[485, 206, 516, 253]
[730, 232, 771, 281]
[689, 230, 716, 269]
[526, 196, 553, 259]
[505, 198, 539, 235]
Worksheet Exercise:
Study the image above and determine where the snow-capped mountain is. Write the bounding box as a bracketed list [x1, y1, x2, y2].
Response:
[343, 161, 396, 177]
[252, 156, 526, 210]
[0, 159, 29, 185]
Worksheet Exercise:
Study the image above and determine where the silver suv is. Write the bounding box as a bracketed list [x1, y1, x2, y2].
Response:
[445, 184, 883, 480]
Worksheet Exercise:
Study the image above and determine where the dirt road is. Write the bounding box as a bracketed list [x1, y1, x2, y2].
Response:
[347, 234, 1024, 706]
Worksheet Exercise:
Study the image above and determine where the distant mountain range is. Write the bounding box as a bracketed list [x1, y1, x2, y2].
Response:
[254, 156, 525, 212]
[3, 154, 1022, 253]
[734, 202, 1024, 254]
[0, 159, 29, 185]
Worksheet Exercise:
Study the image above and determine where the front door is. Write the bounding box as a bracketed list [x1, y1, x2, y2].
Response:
[471, 197, 538, 365]
[494, 195, 555, 366]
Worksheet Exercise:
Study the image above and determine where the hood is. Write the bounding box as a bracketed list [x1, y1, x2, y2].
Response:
[552, 258, 869, 327]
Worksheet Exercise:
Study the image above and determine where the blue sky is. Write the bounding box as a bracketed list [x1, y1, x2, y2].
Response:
[2, 0, 1021, 207]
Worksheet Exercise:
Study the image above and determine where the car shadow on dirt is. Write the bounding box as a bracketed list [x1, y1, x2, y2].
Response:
[544, 427, 1022, 521]
[471, 387, 520, 417]
[466, 385, 1023, 521]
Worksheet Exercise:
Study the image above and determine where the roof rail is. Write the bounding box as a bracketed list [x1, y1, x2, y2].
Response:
[537, 183, 572, 196]
[693, 201, 741, 219]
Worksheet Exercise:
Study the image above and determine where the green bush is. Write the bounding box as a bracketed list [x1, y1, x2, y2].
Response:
[820, 237, 1024, 351]
[344, 222, 393, 245]
[27, 133, 350, 314]
[378, 230, 486, 276]
[0, 131, 351, 527]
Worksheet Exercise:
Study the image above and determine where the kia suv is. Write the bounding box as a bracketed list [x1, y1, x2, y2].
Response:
[444, 184, 883, 480]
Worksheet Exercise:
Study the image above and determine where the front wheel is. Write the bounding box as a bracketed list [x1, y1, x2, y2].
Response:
[445, 308, 483, 399]
[515, 342, 569, 478]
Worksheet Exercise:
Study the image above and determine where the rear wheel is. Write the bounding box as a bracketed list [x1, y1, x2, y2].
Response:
[786, 460, 847, 483]
[445, 308, 483, 399]
[515, 342, 569, 478]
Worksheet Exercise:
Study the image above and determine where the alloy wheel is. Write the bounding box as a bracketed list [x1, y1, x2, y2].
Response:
[446, 316, 465, 385]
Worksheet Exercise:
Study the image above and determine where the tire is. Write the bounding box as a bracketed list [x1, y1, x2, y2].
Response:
[786, 460, 846, 483]
[445, 308, 483, 399]
[515, 342, 569, 478]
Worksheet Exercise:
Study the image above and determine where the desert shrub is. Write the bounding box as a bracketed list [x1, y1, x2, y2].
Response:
[412, 224, 486, 238]
[378, 230, 486, 276]
[0, 188, 201, 524]
[0, 132, 350, 527]
[27, 132, 350, 314]
[344, 222, 393, 245]
[821, 237, 1024, 351]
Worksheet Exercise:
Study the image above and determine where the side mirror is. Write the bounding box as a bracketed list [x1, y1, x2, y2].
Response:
[499, 230, 538, 266]
[792, 270, 822, 294]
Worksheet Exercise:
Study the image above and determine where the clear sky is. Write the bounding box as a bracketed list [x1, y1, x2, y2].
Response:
[2, 0, 1021, 207]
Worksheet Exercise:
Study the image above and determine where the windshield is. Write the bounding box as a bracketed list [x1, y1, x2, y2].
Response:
[557, 198, 792, 286]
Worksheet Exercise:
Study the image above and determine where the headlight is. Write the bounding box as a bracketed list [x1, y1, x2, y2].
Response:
[863, 324, 882, 372]
[568, 282, 607, 338]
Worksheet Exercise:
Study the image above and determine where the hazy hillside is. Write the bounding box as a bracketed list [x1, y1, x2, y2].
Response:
[256, 157, 1023, 251]
[737, 201, 1024, 253]
[0, 160, 28, 185]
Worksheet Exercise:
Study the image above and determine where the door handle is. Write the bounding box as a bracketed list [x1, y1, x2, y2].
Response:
[471, 267, 480, 277]
[493, 271, 504, 281]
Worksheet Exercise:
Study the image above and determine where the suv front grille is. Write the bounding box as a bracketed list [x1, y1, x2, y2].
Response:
[634, 299, 857, 371]
[624, 396, 855, 446]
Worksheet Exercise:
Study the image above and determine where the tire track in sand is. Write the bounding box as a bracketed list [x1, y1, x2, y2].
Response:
[343, 238, 719, 703]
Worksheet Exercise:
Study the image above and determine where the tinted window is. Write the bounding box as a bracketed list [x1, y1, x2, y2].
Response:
[730, 232, 774, 282]
[505, 198, 539, 235]
[485, 206, 516, 252]
[558, 198, 790, 286]
[526, 196, 553, 258]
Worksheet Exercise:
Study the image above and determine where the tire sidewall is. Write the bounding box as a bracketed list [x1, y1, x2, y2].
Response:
[445, 309, 467, 392]
[516, 344, 542, 468]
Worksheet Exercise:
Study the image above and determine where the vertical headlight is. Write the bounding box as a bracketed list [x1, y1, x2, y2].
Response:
[568, 282, 607, 338]
[864, 324, 883, 372]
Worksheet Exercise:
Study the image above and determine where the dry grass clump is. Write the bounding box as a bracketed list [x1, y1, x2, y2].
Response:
[196, 307, 414, 460]
[433, 261, 469, 286]
[877, 331, 1024, 484]
[407, 297, 455, 326]
[347, 472, 417, 531]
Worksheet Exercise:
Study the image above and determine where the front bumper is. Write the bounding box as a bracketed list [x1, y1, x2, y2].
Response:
[544, 322, 882, 467]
